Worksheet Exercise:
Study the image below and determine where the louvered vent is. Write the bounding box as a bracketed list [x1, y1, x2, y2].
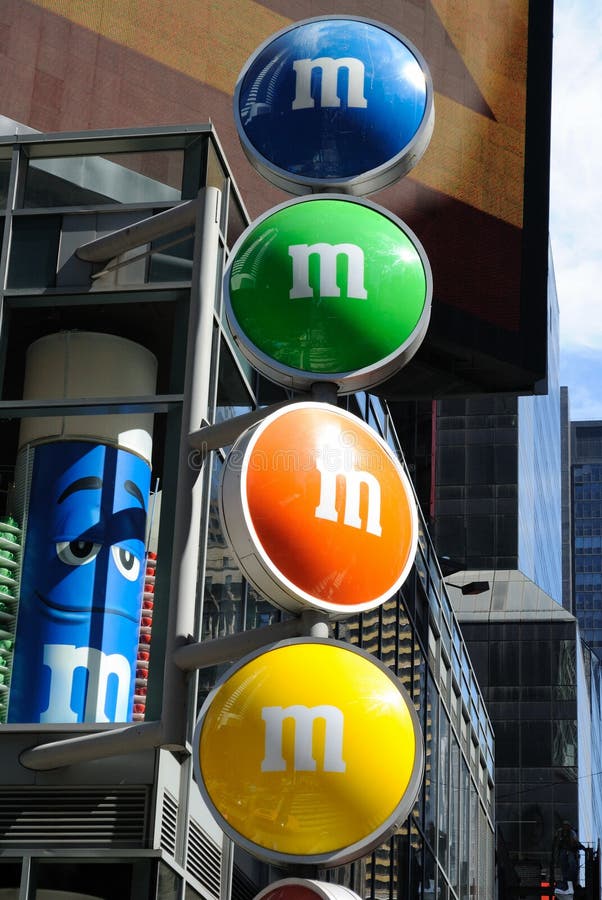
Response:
[160, 790, 178, 857]
[0, 787, 147, 847]
[187, 818, 221, 898]
[232, 865, 261, 900]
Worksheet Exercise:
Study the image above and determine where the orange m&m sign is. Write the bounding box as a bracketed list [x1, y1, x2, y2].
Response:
[219, 402, 417, 616]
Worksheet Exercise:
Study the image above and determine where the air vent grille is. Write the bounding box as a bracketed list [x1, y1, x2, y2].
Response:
[160, 790, 178, 857]
[0, 787, 147, 847]
[187, 818, 221, 897]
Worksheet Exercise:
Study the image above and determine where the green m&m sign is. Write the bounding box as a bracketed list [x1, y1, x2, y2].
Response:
[224, 195, 432, 393]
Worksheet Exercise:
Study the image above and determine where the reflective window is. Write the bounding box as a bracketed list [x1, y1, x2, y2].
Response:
[204, 455, 244, 640]
[0, 158, 10, 207]
[149, 223, 194, 283]
[7, 215, 61, 288]
[24, 151, 183, 208]
[449, 735, 460, 891]
[438, 709, 450, 868]
[34, 860, 152, 899]
[215, 338, 253, 426]
[157, 861, 181, 900]
[424, 675, 439, 837]
[0, 860, 21, 894]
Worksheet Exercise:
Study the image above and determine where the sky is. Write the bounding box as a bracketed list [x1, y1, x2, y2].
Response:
[550, 0, 602, 421]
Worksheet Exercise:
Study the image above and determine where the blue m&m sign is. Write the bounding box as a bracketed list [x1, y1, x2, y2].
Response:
[235, 16, 434, 196]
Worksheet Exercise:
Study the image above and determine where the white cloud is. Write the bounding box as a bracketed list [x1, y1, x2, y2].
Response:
[550, 0, 602, 355]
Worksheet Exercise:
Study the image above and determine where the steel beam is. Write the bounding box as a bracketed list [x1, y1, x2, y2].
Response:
[75, 199, 197, 262]
[19, 720, 163, 771]
[173, 609, 330, 671]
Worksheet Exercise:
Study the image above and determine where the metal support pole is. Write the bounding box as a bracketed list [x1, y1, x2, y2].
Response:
[187, 381, 338, 457]
[173, 608, 330, 672]
[310, 381, 339, 404]
[160, 186, 222, 750]
[188, 399, 300, 455]
[19, 720, 163, 772]
[75, 199, 197, 262]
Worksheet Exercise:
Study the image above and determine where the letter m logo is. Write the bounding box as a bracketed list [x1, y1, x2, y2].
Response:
[261, 704, 347, 772]
[291, 57, 368, 110]
[289, 243, 368, 300]
[41, 644, 132, 723]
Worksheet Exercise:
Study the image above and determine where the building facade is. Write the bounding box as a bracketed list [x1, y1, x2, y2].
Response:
[570, 420, 602, 660]
[428, 262, 602, 895]
[0, 3, 558, 897]
[432, 255, 562, 600]
[0, 126, 494, 900]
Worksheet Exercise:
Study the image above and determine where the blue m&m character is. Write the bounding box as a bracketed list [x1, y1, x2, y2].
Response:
[8, 440, 150, 723]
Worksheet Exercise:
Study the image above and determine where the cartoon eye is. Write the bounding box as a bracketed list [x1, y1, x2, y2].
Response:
[56, 540, 101, 566]
[111, 545, 141, 582]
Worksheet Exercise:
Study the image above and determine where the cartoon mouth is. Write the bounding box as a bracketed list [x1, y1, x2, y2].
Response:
[36, 590, 141, 623]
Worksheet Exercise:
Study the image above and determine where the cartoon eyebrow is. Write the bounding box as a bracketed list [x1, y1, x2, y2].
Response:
[125, 480, 145, 509]
[58, 476, 103, 504]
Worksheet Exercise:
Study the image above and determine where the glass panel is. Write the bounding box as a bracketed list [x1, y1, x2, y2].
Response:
[424, 675, 438, 842]
[24, 151, 183, 207]
[185, 886, 202, 900]
[206, 139, 228, 197]
[359, 604, 380, 658]
[413, 638, 426, 706]
[204, 455, 244, 640]
[35, 860, 147, 899]
[0, 158, 11, 208]
[215, 338, 253, 426]
[460, 760, 470, 900]
[423, 842, 436, 897]
[396, 606, 413, 691]
[449, 735, 460, 891]
[408, 821, 424, 898]
[157, 861, 181, 900]
[469, 782, 479, 900]
[226, 187, 248, 250]
[371, 840, 393, 899]
[7, 215, 61, 288]
[438, 708, 450, 870]
[149, 223, 194, 283]
[222, 313, 256, 387]
[552, 719, 577, 766]
[380, 594, 398, 672]
[0, 860, 21, 894]
[245, 582, 279, 629]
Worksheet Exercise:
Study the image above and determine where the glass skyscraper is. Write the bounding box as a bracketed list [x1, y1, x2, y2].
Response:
[432, 256, 562, 601]
[427, 258, 602, 894]
[517, 249, 562, 604]
[571, 420, 602, 659]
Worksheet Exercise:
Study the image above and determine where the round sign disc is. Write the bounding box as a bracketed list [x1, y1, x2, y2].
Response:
[224, 195, 432, 393]
[193, 638, 424, 867]
[219, 402, 418, 617]
[235, 15, 434, 195]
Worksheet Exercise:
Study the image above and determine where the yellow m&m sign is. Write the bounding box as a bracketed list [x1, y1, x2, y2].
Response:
[193, 639, 424, 867]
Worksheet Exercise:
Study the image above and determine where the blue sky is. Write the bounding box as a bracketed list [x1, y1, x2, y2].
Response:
[551, 0, 602, 420]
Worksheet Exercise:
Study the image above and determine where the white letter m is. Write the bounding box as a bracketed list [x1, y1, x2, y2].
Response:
[261, 704, 346, 772]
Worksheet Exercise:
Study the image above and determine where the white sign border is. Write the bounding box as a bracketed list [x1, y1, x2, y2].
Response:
[219, 402, 419, 618]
